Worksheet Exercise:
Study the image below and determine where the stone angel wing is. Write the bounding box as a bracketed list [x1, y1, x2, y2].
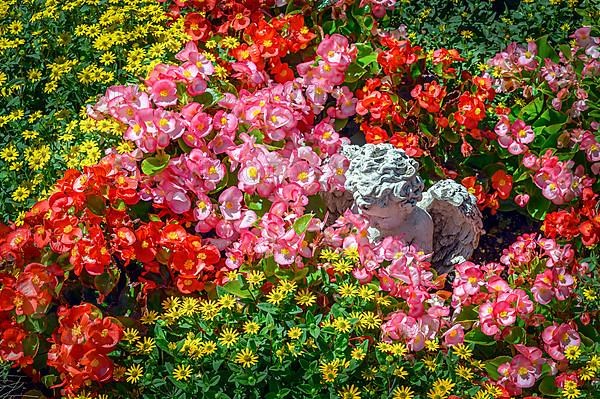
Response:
[418, 179, 484, 274]
[320, 189, 355, 226]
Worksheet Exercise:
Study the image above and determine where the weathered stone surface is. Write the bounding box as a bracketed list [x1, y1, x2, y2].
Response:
[330, 143, 483, 272]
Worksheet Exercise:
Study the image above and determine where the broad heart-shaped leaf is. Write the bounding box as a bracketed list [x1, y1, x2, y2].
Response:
[464, 329, 496, 346]
[344, 62, 367, 83]
[141, 154, 170, 176]
[262, 256, 277, 277]
[23, 333, 40, 357]
[86, 194, 106, 216]
[454, 305, 479, 322]
[527, 193, 552, 221]
[218, 279, 252, 299]
[504, 326, 526, 344]
[519, 97, 544, 122]
[93, 268, 120, 296]
[484, 356, 511, 380]
[293, 214, 313, 235]
[538, 375, 560, 397]
[536, 35, 559, 62]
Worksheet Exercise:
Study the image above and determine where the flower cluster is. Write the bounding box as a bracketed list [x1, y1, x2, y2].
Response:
[1, 0, 600, 398]
[47, 304, 123, 395]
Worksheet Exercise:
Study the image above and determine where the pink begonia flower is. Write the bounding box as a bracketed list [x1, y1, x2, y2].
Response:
[165, 189, 191, 214]
[231, 61, 268, 87]
[225, 248, 243, 270]
[442, 324, 464, 346]
[514, 193, 530, 207]
[189, 111, 213, 138]
[532, 270, 554, 304]
[317, 34, 356, 68]
[238, 161, 264, 192]
[218, 187, 243, 221]
[187, 77, 208, 96]
[511, 120, 535, 144]
[330, 86, 357, 119]
[497, 345, 547, 391]
[213, 110, 239, 135]
[516, 41, 538, 70]
[154, 110, 184, 139]
[571, 27, 592, 48]
[273, 243, 296, 265]
[193, 193, 213, 221]
[208, 133, 236, 154]
[150, 79, 178, 107]
[178, 63, 199, 81]
[493, 301, 517, 326]
[542, 323, 581, 361]
[215, 219, 236, 239]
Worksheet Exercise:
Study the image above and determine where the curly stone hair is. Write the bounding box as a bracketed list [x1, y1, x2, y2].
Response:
[341, 143, 424, 209]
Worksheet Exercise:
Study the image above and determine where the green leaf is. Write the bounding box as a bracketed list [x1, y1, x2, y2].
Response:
[293, 214, 313, 235]
[527, 194, 551, 220]
[248, 129, 264, 144]
[263, 256, 277, 277]
[93, 269, 120, 296]
[86, 194, 105, 216]
[464, 329, 496, 346]
[454, 306, 479, 322]
[538, 375, 560, 397]
[520, 97, 544, 121]
[257, 303, 279, 314]
[141, 154, 170, 176]
[536, 35, 559, 62]
[344, 62, 367, 83]
[23, 334, 39, 357]
[504, 326, 526, 344]
[219, 279, 252, 299]
[196, 88, 223, 108]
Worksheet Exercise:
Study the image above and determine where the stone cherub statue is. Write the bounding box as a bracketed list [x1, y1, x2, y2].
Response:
[323, 143, 484, 273]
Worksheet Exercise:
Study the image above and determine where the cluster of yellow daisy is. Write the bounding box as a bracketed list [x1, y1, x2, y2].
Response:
[319, 358, 351, 383]
[0, 0, 190, 220]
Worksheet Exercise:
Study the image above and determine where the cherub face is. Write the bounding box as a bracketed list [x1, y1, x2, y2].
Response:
[358, 200, 414, 230]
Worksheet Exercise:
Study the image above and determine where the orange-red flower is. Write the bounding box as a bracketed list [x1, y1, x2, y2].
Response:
[491, 169, 513, 200]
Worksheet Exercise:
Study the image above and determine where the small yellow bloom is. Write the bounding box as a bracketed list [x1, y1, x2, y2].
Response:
[338, 384, 361, 399]
[218, 327, 239, 348]
[564, 345, 581, 361]
[333, 317, 352, 333]
[12, 186, 30, 202]
[456, 364, 474, 381]
[218, 294, 237, 309]
[561, 380, 580, 399]
[172, 364, 192, 381]
[392, 386, 414, 399]
[234, 348, 258, 368]
[123, 328, 140, 342]
[267, 288, 286, 305]
[287, 327, 302, 340]
[350, 347, 366, 361]
[125, 364, 143, 383]
[295, 288, 316, 306]
[338, 282, 358, 298]
[452, 343, 473, 360]
[243, 321, 260, 335]
[140, 310, 159, 324]
[135, 337, 156, 354]
[246, 270, 265, 286]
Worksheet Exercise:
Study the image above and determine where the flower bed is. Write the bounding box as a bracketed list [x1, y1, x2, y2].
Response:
[0, 1, 599, 399]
